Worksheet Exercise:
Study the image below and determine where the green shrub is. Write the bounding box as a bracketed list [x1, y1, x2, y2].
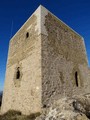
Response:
[26, 112, 41, 119]
[0, 110, 41, 120]
[0, 110, 21, 120]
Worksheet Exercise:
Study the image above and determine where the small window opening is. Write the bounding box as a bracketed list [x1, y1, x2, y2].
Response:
[75, 71, 78, 87]
[26, 32, 29, 38]
[0, 99, 2, 107]
[43, 104, 47, 108]
[0, 93, 2, 107]
[16, 67, 20, 79]
[0, 101, 2, 106]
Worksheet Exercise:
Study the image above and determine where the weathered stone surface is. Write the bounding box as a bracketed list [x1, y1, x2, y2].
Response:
[1, 6, 42, 115]
[1, 5, 90, 115]
[41, 8, 90, 106]
[36, 94, 90, 120]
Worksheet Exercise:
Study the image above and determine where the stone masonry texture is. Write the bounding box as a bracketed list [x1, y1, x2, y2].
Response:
[1, 5, 90, 115]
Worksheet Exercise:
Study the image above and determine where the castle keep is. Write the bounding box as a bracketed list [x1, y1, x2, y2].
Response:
[1, 5, 90, 115]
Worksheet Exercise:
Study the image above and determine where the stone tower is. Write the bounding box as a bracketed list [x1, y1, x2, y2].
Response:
[1, 5, 90, 115]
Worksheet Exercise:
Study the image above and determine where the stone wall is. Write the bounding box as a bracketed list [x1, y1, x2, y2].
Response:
[1, 5, 90, 115]
[1, 7, 42, 115]
[41, 11, 89, 106]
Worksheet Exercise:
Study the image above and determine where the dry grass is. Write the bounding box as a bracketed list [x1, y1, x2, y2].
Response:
[0, 110, 41, 120]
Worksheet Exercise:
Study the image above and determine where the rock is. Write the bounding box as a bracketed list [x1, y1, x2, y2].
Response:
[75, 114, 88, 120]
[72, 100, 86, 113]
[0, 93, 90, 120]
[36, 94, 90, 120]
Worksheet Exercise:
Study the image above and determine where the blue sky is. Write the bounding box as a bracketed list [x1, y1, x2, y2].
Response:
[0, 0, 90, 91]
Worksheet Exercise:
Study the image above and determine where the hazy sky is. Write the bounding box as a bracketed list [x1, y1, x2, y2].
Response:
[0, 0, 90, 91]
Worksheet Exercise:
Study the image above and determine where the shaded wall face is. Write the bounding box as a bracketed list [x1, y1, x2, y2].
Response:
[42, 13, 88, 106]
[1, 14, 42, 115]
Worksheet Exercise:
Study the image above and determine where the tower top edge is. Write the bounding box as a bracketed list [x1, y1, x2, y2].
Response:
[10, 5, 83, 41]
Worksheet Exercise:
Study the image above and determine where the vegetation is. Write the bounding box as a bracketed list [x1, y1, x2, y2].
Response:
[0, 110, 41, 120]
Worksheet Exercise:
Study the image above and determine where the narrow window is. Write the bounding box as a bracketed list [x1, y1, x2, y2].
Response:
[0, 93, 2, 107]
[0, 101, 1, 106]
[16, 67, 20, 79]
[75, 71, 78, 87]
[43, 104, 47, 108]
[26, 32, 29, 38]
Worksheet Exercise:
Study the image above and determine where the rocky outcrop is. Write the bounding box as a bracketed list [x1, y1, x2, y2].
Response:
[0, 93, 90, 120]
[36, 94, 90, 120]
